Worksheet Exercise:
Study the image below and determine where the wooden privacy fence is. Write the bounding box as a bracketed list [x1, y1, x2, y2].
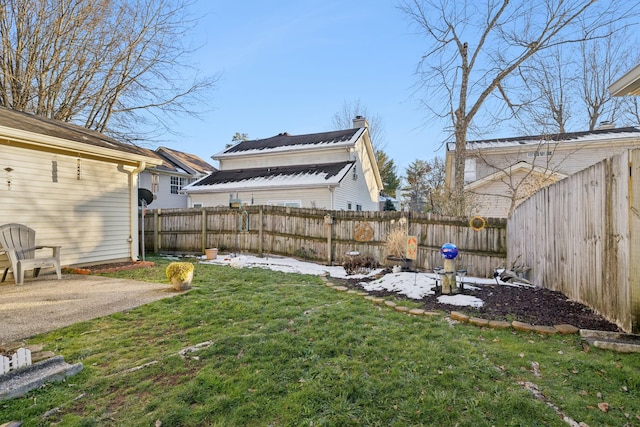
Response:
[508, 149, 640, 333]
[141, 206, 507, 277]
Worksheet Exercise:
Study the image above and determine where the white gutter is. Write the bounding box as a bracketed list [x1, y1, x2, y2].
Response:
[0, 125, 159, 165]
[120, 161, 147, 261]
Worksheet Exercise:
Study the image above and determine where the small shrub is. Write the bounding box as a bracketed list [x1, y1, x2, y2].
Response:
[165, 262, 194, 282]
[385, 228, 407, 258]
[343, 255, 379, 276]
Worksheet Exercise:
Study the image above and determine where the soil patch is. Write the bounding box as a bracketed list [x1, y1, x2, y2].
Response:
[333, 274, 621, 332]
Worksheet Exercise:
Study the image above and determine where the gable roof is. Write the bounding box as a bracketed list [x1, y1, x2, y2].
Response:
[153, 146, 216, 175]
[447, 126, 640, 151]
[610, 63, 640, 96]
[185, 161, 355, 192]
[465, 161, 568, 191]
[215, 128, 363, 158]
[0, 106, 161, 165]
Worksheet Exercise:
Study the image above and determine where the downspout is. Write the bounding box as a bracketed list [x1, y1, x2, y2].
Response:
[123, 161, 146, 261]
[329, 185, 335, 210]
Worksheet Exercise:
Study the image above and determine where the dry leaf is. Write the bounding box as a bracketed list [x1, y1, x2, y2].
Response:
[579, 390, 588, 396]
[597, 402, 609, 412]
[597, 392, 603, 398]
[155, 420, 162, 427]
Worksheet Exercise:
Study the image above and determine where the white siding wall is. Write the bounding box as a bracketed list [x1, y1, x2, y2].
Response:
[218, 147, 350, 170]
[0, 145, 133, 267]
[354, 138, 381, 203]
[189, 187, 333, 209]
[333, 162, 379, 211]
[475, 140, 640, 181]
[469, 169, 561, 218]
[139, 171, 189, 209]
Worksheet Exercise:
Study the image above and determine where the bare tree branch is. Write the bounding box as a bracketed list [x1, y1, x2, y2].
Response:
[0, 0, 217, 142]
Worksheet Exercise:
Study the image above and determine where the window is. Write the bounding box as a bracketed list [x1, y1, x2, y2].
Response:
[356, 204, 362, 211]
[347, 202, 352, 210]
[527, 151, 552, 158]
[193, 203, 203, 208]
[268, 200, 301, 208]
[170, 176, 190, 194]
[464, 158, 476, 182]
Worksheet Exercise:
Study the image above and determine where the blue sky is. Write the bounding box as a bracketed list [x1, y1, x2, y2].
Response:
[166, 0, 447, 174]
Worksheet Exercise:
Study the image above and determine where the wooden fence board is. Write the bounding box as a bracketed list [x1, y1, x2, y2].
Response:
[141, 207, 507, 278]
[508, 150, 636, 332]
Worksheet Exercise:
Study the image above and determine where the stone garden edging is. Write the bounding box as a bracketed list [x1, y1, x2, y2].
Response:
[321, 277, 581, 335]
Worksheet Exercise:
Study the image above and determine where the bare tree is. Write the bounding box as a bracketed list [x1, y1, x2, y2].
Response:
[332, 99, 399, 197]
[578, 27, 631, 130]
[468, 138, 580, 216]
[516, 47, 576, 134]
[400, 0, 638, 214]
[0, 0, 216, 143]
[332, 99, 387, 153]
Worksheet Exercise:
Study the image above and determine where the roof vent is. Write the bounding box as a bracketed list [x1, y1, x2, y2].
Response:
[597, 120, 615, 130]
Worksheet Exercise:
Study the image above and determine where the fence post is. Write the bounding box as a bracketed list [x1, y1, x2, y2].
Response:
[258, 206, 264, 257]
[325, 214, 333, 265]
[629, 150, 640, 333]
[153, 210, 160, 253]
[201, 208, 207, 254]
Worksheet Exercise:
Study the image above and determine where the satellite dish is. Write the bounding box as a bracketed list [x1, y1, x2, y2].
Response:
[138, 188, 154, 206]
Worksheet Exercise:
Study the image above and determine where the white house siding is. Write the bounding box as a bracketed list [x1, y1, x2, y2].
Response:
[139, 171, 190, 209]
[333, 161, 380, 211]
[468, 169, 561, 218]
[189, 187, 333, 209]
[354, 137, 381, 203]
[218, 147, 351, 170]
[473, 139, 640, 183]
[0, 144, 134, 266]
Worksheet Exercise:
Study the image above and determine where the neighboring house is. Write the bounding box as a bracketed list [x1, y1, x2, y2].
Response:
[184, 117, 383, 211]
[609, 62, 640, 97]
[446, 126, 640, 217]
[0, 106, 162, 270]
[139, 146, 215, 209]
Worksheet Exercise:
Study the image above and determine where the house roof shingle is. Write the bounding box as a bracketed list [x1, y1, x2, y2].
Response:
[155, 146, 215, 175]
[0, 106, 154, 158]
[217, 128, 361, 157]
[186, 161, 355, 192]
[447, 126, 640, 151]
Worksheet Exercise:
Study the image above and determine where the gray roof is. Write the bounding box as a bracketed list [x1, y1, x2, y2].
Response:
[0, 106, 153, 158]
[447, 126, 640, 151]
[191, 161, 354, 188]
[217, 128, 361, 157]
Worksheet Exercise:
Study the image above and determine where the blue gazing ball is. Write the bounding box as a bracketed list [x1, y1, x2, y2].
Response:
[440, 243, 458, 259]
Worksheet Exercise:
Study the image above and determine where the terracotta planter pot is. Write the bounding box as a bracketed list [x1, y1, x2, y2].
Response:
[205, 248, 218, 260]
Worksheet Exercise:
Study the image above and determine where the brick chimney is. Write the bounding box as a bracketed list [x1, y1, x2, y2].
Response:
[352, 115, 368, 129]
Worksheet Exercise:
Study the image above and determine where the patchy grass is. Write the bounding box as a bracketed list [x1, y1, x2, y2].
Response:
[1, 256, 639, 426]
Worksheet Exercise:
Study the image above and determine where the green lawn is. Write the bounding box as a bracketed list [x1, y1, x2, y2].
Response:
[2, 256, 639, 426]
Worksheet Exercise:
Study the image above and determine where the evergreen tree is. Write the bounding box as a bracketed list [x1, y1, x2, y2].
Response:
[376, 150, 400, 197]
